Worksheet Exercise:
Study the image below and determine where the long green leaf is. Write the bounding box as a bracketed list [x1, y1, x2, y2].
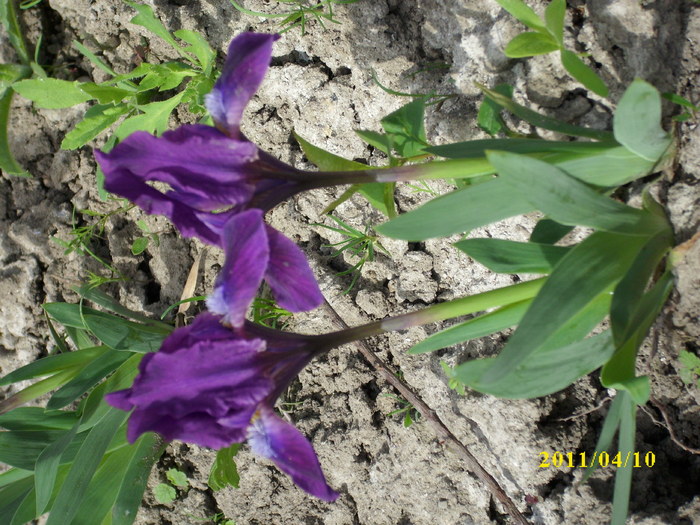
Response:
[0, 346, 106, 386]
[409, 299, 532, 354]
[480, 231, 646, 386]
[581, 393, 624, 482]
[377, 176, 534, 240]
[479, 84, 613, 140]
[426, 138, 613, 159]
[13, 78, 92, 108]
[454, 292, 612, 398]
[61, 104, 130, 150]
[613, 79, 670, 162]
[124, 1, 181, 52]
[544, 0, 565, 45]
[45, 408, 128, 525]
[111, 433, 163, 525]
[0, 64, 31, 176]
[0, 408, 78, 431]
[47, 351, 131, 409]
[34, 422, 79, 515]
[0, 0, 30, 64]
[560, 49, 608, 97]
[488, 151, 666, 235]
[455, 238, 570, 274]
[611, 394, 636, 525]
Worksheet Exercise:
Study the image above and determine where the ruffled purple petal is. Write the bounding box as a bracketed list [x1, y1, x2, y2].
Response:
[206, 210, 270, 327]
[97, 165, 228, 246]
[96, 126, 259, 211]
[264, 226, 324, 313]
[248, 407, 339, 501]
[205, 33, 280, 136]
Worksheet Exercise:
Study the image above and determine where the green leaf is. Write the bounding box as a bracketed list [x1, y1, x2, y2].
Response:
[79, 83, 131, 104]
[478, 84, 613, 141]
[611, 394, 636, 525]
[409, 299, 532, 354]
[111, 433, 163, 525]
[427, 137, 613, 159]
[138, 62, 196, 92]
[125, 1, 180, 52]
[208, 444, 241, 491]
[45, 408, 128, 525]
[504, 32, 560, 58]
[174, 29, 216, 74]
[13, 78, 92, 108]
[455, 238, 570, 274]
[153, 483, 176, 504]
[47, 351, 131, 409]
[560, 49, 609, 97]
[61, 104, 130, 150]
[479, 231, 646, 387]
[355, 129, 393, 155]
[131, 236, 149, 255]
[0, 0, 30, 64]
[0, 408, 78, 431]
[494, 0, 546, 32]
[581, 391, 625, 482]
[477, 83, 513, 136]
[544, 0, 565, 45]
[294, 131, 394, 216]
[35, 422, 79, 515]
[377, 177, 534, 241]
[380, 99, 428, 158]
[529, 218, 573, 244]
[0, 346, 106, 387]
[73, 40, 117, 77]
[166, 469, 189, 488]
[488, 151, 667, 235]
[0, 85, 30, 176]
[613, 79, 671, 162]
[454, 292, 613, 398]
[115, 92, 185, 140]
[72, 285, 170, 326]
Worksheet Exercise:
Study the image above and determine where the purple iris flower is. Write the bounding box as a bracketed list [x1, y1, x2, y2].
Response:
[106, 312, 339, 502]
[94, 32, 323, 322]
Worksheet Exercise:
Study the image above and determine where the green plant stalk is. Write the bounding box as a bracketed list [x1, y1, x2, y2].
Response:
[318, 277, 546, 347]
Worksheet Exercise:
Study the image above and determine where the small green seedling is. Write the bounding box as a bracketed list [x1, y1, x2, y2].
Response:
[496, 0, 608, 97]
[131, 219, 161, 255]
[678, 350, 700, 388]
[252, 296, 293, 329]
[230, 0, 359, 35]
[317, 215, 389, 293]
[662, 92, 699, 122]
[153, 468, 189, 504]
[382, 392, 420, 427]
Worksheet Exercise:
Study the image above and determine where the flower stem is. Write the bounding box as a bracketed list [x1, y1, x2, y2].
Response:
[322, 277, 545, 347]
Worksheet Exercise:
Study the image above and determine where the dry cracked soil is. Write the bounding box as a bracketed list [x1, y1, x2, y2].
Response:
[1, 0, 700, 524]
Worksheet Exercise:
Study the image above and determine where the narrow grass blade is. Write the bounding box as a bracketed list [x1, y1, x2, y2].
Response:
[0, 0, 30, 64]
[0, 408, 77, 431]
[479, 84, 613, 141]
[581, 392, 625, 482]
[0, 346, 106, 386]
[35, 422, 79, 515]
[611, 394, 636, 525]
[426, 138, 613, 159]
[560, 50, 608, 97]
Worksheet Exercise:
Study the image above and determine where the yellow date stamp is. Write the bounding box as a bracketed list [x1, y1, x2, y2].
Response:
[538, 451, 656, 469]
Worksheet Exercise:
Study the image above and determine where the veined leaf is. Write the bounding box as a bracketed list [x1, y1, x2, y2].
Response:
[0, 408, 78, 431]
[174, 29, 216, 74]
[613, 79, 671, 162]
[455, 238, 570, 274]
[544, 0, 565, 46]
[377, 176, 534, 240]
[488, 151, 667, 235]
[115, 92, 184, 139]
[504, 32, 560, 58]
[208, 444, 242, 491]
[0, 0, 30, 64]
[0, 66, 31, 176]
[125, 1, 180, 52]
[479, 231, 646, 386]
[61, 104, 130, 150]
[35, 422, 79, 515]
[13, 78, 92, 108]
[380, 99, 428, 158]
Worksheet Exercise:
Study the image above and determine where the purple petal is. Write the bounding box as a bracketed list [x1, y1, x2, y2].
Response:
[206, 210, 270, 327]
[97, 165, 232, 246]
[96, 126, 259, 211]
[205, 33, 280, 136]
[264, 226, 324, 312]
[248, 407, 339, 501]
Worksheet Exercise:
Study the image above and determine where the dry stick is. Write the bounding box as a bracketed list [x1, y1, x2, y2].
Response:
[320, 299, 531, 525]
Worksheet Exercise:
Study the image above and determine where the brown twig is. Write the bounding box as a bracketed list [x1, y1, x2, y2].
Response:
[321, 299, 531, 525]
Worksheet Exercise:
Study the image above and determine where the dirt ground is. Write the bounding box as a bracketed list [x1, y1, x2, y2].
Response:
[1, 0, 699, 524]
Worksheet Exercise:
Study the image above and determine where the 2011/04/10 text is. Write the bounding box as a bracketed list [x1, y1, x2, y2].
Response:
[538, 451, 656, 468]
